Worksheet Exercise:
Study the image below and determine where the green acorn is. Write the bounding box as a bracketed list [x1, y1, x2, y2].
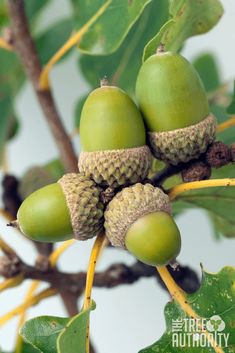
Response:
[79, 80, 152, 188]
[11, 173, 104, 242]
[136, 45, 216, 165]
[19, 159, 65, 199]
[104, 183, 181, 266]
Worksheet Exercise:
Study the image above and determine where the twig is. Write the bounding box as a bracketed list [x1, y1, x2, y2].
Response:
[0, 37, 13, 51]
[217, 115, 235, 133]
[0, 287, 57, 326]
[157, 266, 223, 353]
[83, 234, 107, 353]
[168, 178, 235, 200]
[7, 0, 77, 172]
[0, 255, 200, 295]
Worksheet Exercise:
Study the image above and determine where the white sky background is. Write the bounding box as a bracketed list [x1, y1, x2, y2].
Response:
[0, 1, 235, 352]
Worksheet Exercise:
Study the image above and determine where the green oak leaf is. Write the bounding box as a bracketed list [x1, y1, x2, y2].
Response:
[25, 0, 50, 22]
[20, 316, 70, 353]
[212, 104, 235, 145]
[57, 302, 96, 353]
[20, 302, 95, 353]
[35, 19, 74, 65]
[173, 164, 235, 231]
[78, 0, 168, 95]
[0, 96, 13, 164]
[227, 81, 235, 115]
[193, 53, 221, 92]
[71, 0, 151, 55]
[0, 50, 24, 95]
[143, 0, 224, 61]
[0, 2, 9, 28]
[210, 213, 235, 239]
[139, 267, 235, 352]
[0, 50, 24, 164]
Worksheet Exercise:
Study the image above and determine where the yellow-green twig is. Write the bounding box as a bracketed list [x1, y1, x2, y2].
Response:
[217, 115, 235, 133]
[0, 37, 13, 51]
[0, 287, 57, 326]
[83, 234, 107, 353]
[49, 239, 76, 267]
[168, 178, 235, 200]
[15, 281, 40, 353]
[156, 266, 224, 353]
[0, 275, 23, 293]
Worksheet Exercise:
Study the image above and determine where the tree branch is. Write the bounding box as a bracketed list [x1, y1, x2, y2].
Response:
[0, 254, 200, 295]
[7, 0, 78, 173]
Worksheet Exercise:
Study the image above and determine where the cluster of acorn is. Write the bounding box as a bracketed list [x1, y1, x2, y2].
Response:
[11, 46, 216, 267]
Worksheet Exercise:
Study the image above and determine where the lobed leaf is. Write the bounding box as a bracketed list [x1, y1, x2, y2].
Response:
[78, 0, 168, 94]
[20, 316, 70, 353]
[57, 302, 96, 353]
[143, 0, 224, 61]
[140, 266, 235, 352]
[193, 53, 221, 92]
[71, 0, 152, 55]
[35, 19, 74, 65]
[25, 0, 50, 21]
[20, 302, 95, 353]
[227, 81, 235, 115]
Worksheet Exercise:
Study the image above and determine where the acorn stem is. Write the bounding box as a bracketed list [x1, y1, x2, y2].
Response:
[7, 220, 19, 229]
[156, 42, 165, 54]
[100, 76, 109, 87]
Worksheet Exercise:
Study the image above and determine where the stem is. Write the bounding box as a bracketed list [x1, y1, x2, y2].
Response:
[156, 42, 165, 54]
[0, 37, 13, 51]
[157, 267, 224, 353]
[13, 240, 77, 352]
[168, 178, 235, 200]
[7, 0, 77, 172]
[0, 287, 57, 326]
[0, 236, 18, 257]
[83, 234, 107, 353]
[39, 0, 112, 91]
[0, 275, 23, 292]
[15, 281, 40, 353]
[49, 239, 76, 267]
[217, 115, 235, 133]
[49, 239, 78, 316]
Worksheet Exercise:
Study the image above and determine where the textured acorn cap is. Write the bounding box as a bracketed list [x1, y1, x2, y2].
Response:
[148, 114, 216, 165]
[78, 145, 152, 188]
[58, 173, 104, 240]
[104, 183, 171, 248]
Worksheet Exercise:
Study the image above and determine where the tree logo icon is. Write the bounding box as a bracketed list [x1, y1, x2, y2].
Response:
[206, 315, 226, 332]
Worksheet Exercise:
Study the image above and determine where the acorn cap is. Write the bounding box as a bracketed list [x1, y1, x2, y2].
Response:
[148, 114, 216, 165]
[78, 145, 152, 188]
[58, 173, 104, 240]
[104, 183, 171, 248]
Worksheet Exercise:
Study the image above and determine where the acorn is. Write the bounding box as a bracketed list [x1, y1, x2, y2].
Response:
[136, 45, 217, 165]
[79, 80, 152, 188]
[104, 183, 181, 266]
[11, 173, 104, 242]
[19, 159, 65, 199]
